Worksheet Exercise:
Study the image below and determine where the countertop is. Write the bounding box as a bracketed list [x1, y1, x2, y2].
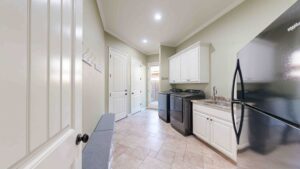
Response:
[191, 99, 232, 113]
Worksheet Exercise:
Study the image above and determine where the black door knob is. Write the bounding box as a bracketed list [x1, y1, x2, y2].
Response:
[76, 134, 89, 145]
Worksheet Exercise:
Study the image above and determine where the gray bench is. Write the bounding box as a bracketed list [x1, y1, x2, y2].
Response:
[83, 114, 115, 169]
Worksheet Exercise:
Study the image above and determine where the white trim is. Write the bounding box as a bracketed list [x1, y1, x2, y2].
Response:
[169, 41, 211, 60]
[97, 0, 159, 56]
[175, 0, 244, 46]
[106, 29, 152, 55]
[97, 0, 244, 56]
[96, 0, 151, 56]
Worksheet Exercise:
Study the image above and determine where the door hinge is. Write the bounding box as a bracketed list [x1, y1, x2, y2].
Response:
[110, 74, 112, 78]
[110, 93, 111, 97]
[110, 54, 112, 59]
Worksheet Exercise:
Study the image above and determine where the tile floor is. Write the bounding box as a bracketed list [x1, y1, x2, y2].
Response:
[111, 109, 237, 169]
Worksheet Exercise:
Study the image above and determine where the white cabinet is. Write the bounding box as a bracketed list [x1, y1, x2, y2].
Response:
[169, 55, 181, 83]
[211, 117, 236, 159]
[193, 104, 237, 161]
[169, 42, 209, 84]
[180, 47, 200, 82]
[193, 111, 210, 142]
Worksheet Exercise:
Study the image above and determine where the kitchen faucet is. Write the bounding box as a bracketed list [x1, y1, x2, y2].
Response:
[213, 86, 217, 102]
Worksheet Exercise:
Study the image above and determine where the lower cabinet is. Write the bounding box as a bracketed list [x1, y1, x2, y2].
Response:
[210, 117, 236, 160]
[193, 111, 210, 142]
[193, 107, 237, 161]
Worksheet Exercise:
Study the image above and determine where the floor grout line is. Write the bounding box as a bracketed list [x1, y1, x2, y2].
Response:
[112, 110, 236, 169]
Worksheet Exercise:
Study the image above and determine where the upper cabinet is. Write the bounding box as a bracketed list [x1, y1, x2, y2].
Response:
[169, 42, 210, 84]
[169, 55, 181, 83]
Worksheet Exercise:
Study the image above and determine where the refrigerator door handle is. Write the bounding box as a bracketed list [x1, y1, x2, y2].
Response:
[231, 102, 245, 144]
[231, 59, 245, 101]
[231, 59, 245, 144]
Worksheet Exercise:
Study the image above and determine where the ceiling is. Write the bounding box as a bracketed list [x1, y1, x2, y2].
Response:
[97, 0, 244, 55]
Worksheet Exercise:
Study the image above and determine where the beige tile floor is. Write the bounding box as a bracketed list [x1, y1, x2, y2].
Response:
[112, 109, 237, 169]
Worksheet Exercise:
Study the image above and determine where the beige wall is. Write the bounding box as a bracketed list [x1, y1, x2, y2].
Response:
[159, 45, 176, 92]
[105, 33, 147, 65]
[82, 0, 149, 135]
[147, 54, 159, 63]
[82, 0, 106, 136]
[175, 0, 296, 98]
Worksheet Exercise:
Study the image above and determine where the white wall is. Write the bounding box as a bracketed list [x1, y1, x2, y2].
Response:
[83, 0, 106, 136]
[175, 0, 296, 98]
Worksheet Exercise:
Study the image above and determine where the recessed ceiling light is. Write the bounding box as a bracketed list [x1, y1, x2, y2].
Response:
[142, 39, 148, 44]
[154, 13, 162, 21]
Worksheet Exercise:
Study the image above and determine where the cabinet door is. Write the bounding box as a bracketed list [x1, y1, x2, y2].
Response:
[211, 117, 236, 160]
[189, 47, 200, 82]
[193, 110, 210, 142]
[180, 47, 199, 82]
[180, 52, 189, 82]
[169, 56, 180, 83]
[169, 57, 176, 83]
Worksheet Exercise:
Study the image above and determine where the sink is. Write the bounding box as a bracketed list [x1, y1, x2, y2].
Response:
[202, 100, 231, 109]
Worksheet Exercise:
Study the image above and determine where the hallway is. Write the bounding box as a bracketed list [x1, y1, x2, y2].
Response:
[112, 110, 236, 169]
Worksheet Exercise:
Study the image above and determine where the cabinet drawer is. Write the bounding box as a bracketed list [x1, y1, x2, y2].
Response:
[193, 104, 232, 122]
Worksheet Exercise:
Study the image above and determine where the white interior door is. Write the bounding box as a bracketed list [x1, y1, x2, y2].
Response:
[109, 48, 129, 121]
[131, 59, 142, 114]
[0, 0, 83, 169]
[140, 65, 147, 110]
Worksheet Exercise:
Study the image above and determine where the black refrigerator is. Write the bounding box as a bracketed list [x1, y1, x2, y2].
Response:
[231, 1, 300, 168]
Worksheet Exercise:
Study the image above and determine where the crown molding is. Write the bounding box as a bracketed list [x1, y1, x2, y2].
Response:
[175, 0, 244, 46]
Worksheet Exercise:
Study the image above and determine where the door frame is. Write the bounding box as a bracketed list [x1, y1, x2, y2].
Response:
[147, 62, 159, 108]
[108, 47, 130, 119]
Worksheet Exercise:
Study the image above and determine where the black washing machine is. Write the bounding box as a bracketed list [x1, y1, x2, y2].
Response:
[170, 89, 205, 136]
[158, 89, 182, 122]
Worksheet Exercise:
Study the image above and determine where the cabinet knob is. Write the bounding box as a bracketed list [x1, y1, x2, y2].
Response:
[206, 118, 209, 120]
[76, 134, 89, 145]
